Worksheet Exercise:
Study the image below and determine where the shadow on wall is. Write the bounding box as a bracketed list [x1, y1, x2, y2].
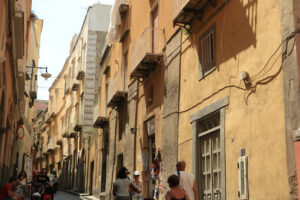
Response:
[188, 0, 258, 66]
[221, 0, 257, 61]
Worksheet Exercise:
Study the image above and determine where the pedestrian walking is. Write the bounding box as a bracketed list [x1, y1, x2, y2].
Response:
[16, 171, 28, 198]
[175, 161, 198, 200]
[52, 175, 58, 194]
[166, 175, 189, 200]
[113, 167, 138, 200]
[130, 171, 143, 200]
[0, 177, 23, 200]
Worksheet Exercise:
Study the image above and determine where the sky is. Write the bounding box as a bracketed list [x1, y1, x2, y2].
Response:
[32, 0, 114, 100]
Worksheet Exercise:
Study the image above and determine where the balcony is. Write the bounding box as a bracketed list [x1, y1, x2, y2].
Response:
[47, 137, 55, 153]
[62, 132, 69, 138]
[119, 0, 129, 17]
[76, 70, 85, 81]
[47, 148, 54, 154]
[107, 76, 127, 108]
[130, 27, 164, 80]
[62, 126, 69, 138]
[69, 132, 77, 138]
[74, 116, 83, 132]
[67, 123, 77, 138]
[72, 81, 80, 91]
[173, 0, 216, 26]
[56, 139, 62, 145]
[94, 116, 109, 129]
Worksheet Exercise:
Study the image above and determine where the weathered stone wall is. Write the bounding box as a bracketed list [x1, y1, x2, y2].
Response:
[161, 30, 181, 194]
[280, 0, 300, 199]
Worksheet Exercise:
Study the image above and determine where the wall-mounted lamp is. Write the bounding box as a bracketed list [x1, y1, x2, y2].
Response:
[41, 69, 52, 80]
[26, 65, 52, 81]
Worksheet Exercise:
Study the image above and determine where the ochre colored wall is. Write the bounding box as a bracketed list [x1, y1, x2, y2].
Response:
[95, 0, 177, 198]
[178, 0, 289, 199]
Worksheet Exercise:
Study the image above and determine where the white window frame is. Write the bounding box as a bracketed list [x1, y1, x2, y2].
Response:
[190, 97, 228, 200]
[198, 113, 222, 200]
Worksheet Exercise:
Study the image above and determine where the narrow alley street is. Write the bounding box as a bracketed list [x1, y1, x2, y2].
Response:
[1, 0, 300, 200]
[54, 191, 83, 200]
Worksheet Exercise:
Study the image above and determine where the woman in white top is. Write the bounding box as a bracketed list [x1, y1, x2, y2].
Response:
[16, 170, 27, 198]
[113, 167, 138, 200]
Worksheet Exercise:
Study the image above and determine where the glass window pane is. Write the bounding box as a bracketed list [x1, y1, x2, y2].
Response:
[218, 152, 221, 168]
[219, 172, 221, 189]
[202, 174, 206, 190]
[213, 172, 219, 189]
[206, 139, 210, 153]
[212, 137, 217, 151]
[213, 153, 218, 169]
[206, 156, 211, 171]
[202, 156, 206, 171]
[202, 140, 206, 153]
[207, 174, 211, 190]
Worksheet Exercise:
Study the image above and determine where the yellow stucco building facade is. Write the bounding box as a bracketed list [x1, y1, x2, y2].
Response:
[37, 0, 300, 199]
[95, 0, 299, 199]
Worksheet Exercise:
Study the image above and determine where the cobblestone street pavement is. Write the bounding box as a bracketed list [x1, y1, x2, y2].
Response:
[54, 191, 83, 200]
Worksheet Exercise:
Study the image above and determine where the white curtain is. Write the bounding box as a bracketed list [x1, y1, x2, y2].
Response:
[106, 0, 121, 45]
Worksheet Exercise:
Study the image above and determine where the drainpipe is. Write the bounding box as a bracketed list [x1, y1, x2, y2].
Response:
[109, 111, 118, 200]
[133, 81, 139, 171]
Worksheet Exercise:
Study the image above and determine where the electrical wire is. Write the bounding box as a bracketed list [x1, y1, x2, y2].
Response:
[251, 31, 298, 81]
[163, 30, 298, 119]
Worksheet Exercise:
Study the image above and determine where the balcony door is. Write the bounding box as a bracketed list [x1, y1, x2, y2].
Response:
[151, 6, 158, 53]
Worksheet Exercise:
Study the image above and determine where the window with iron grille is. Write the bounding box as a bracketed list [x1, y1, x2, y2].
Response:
[199, 24, 216, 80]
[198, 112, 223, 200]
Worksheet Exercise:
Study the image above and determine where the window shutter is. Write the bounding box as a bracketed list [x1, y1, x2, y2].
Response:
[198, 23, 216, 80]
[238, 156, 248, 200]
